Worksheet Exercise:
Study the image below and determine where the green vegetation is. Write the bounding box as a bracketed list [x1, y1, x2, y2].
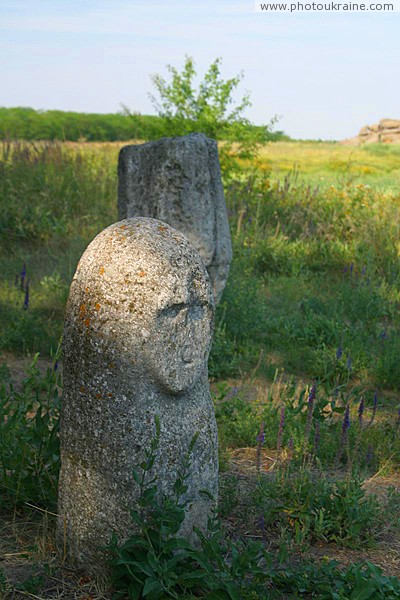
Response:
[1, 136, 400, 597]
[0, 105, 281, 147]
[1, 369, 399, 598]
[0, 106, 166, 141]
[256, 141, 400, 191]
[2, 140, 400, 391]
[145, 56, 280, 171]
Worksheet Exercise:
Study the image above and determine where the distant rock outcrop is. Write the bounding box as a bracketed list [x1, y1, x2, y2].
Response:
[343, 119, 400, 145]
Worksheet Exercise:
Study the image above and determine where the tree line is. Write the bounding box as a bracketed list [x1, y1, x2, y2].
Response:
[0, 106, 286, 143]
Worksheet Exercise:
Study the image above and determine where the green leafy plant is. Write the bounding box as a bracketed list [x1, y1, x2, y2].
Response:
[258, 467, 380, 548]
[271, 559, 400, 599]
[107, 416, 267, 600]
[0, 350, 61, 509]
[147, 55, 275, 173]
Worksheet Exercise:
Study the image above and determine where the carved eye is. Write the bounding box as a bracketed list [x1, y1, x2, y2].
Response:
[160, 303, 186, 318]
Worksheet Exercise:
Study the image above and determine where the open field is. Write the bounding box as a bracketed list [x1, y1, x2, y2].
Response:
[255, 141, 400, 191]
[1, 139, 400, 597]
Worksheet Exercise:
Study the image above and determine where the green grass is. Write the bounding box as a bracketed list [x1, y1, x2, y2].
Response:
[1, 359, 399, 598]
[2, 137, 400, 599]
[2, 140, 400, 398]
[254, 141, 400, 191]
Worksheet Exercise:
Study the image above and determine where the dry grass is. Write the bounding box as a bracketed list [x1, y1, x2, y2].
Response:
[0, 509, 111, 599]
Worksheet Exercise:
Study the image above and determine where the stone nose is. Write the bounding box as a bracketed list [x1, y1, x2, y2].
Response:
[182, 343, 194, 363]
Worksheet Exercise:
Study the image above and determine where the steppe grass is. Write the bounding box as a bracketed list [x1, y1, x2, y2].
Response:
[255, 141, 400, 191]
[2, 140, 400, 396]
[0, 361, 399, 598]
[1, 139, 400, 595]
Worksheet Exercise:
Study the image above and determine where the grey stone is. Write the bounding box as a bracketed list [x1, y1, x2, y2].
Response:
[118, 133, 232, 303]
[57, 217, 218, 571]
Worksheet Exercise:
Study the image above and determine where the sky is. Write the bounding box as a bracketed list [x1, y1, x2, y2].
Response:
[1, 0, 400, 140]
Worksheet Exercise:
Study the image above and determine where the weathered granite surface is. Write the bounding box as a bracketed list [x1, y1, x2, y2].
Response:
[118, 133, 232, 303]
[57, 217, 218, 570]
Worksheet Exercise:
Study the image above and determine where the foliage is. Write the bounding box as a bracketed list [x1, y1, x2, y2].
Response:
[107, 417, 266, 600]
[0, 361, 399, 597]
[0, 351, 61, 509]
[0, 566, 7, 595]
[106, 415, 400, 599]
[270, 560, 400, 599]
[148, 56, 274, 172]
[2, 140, 400, 392]
[0, 107, 166, 142]
[214, 381, 400, 473]
[258, 468, 380, 548]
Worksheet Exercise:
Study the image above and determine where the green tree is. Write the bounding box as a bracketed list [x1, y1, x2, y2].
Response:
[149, 56, 275, 173]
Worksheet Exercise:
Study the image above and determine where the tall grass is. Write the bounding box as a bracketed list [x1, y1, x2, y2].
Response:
[1, 140, 400, 394]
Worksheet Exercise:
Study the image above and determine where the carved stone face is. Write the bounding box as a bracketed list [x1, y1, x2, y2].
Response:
[143, 275, 213, 394]
[67, 218, 214, 395]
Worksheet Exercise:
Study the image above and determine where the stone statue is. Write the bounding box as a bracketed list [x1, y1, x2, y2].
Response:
[57, 218, 218, 570]
[118, 133, 232, 303]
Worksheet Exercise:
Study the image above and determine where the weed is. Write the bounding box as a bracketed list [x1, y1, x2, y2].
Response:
[0, 350, 61, 509]
[107, 417, 266, 600]
[258, 468, 380, 548]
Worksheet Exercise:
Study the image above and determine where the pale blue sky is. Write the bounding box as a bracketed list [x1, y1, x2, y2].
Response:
[1, 0, 399, 139]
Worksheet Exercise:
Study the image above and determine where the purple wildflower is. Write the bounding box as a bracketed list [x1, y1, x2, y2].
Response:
[343, 266, 348, 275]
[308, 381, 317, 403]
[227, 386, 239, 398]
[256, 421, 265, 444]
[335, 403, 351, 465]
[256, 421, 265, 473]
[349, 262, 354, 276]
[313, 421, 320, 455]
[53, 360, 59, 372]
[20, 262, 26, 290]
[277, 407, 285, 455]
[23, 279, 29, 310]
[342, 403, 351, 433]
[358, 396, 365, 426]
[305, 381, 317, 443]
[336, 345, 343, 361]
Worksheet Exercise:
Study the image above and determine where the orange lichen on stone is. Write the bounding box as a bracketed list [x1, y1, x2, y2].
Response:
[158, 225, 167, 232]
[107, 393, 113, 398]
[95, 303, 101, 311]
[138, 270, 146, 277]
[85, 287, 89, 294]
[84, 318, 91, 327]
[108, 363, 115, 369]
[119, 224, 128, 230]
[80, 387, 85, 393]
[95, 393, 102, 399]
[99, 267, 105, 276]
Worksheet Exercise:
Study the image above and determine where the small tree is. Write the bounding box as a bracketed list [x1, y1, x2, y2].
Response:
[149, 56, 274, 173]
